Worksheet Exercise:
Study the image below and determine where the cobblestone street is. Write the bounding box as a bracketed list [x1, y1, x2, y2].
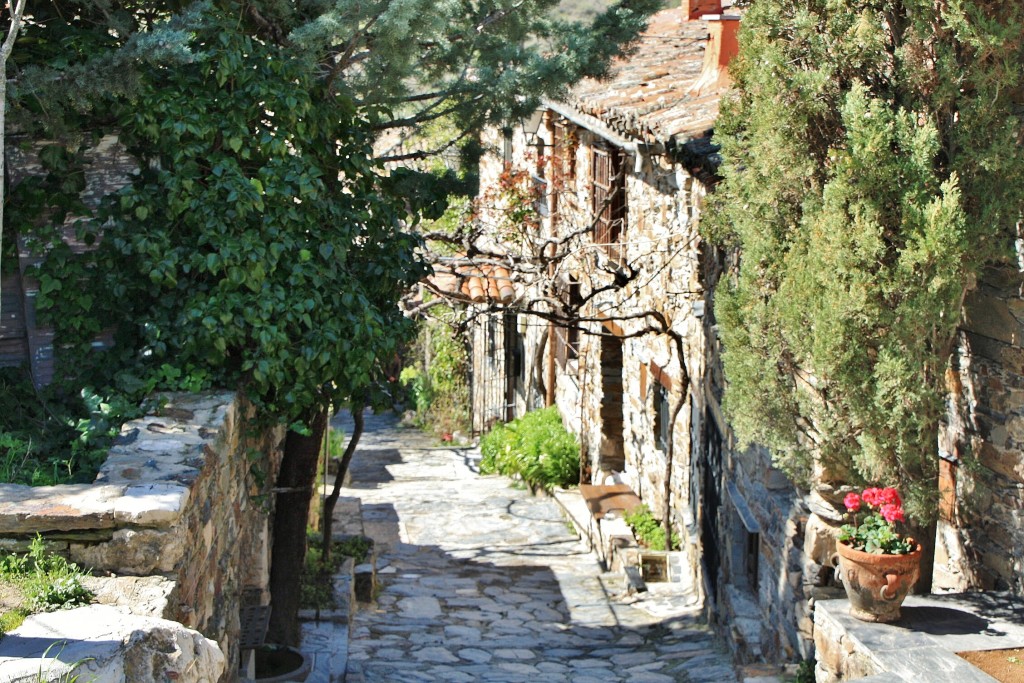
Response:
[317, 411, 738, 683]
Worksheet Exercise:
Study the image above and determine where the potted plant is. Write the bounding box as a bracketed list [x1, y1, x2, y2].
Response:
[835, 487, 921, 622]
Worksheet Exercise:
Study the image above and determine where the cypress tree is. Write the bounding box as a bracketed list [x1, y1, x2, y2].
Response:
[708, 0, 1024, 518]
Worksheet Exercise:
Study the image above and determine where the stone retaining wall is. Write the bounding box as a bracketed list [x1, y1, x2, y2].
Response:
[0, 392, 283, 679]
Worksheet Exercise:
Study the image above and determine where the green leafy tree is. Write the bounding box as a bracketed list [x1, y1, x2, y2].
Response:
[33, 11, 425, 643]
[10, 0, 662, 154]
[708, 1, 1024, 519]
[10, 0, 663, 643]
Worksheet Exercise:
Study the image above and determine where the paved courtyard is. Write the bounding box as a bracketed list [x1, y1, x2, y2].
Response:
[312, 411, 739, 683]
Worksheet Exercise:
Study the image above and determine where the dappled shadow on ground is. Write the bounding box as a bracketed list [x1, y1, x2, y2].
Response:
[344, 493, 730, 683]
[343, 448, 402, 487]
[326, 410, 735, 682]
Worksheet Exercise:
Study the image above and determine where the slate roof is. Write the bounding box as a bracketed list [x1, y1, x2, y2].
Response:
[548, 7, 736, 171]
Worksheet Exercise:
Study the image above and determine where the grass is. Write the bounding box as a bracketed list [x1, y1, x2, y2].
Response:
[0, 536, 93, 640]
[0, 607, 27, 638]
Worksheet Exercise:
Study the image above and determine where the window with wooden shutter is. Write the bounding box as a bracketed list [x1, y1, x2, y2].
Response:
[591, 145, 626, 262]
[553, 278, 581, 371]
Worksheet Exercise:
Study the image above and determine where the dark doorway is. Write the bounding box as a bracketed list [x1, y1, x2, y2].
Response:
[598, 334, 625, 472]
[701, 407, 723, 598]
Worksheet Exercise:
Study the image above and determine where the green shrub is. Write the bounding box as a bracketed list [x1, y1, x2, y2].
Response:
[479, 407, 579, 490]
[624, 505, 679, 551]
[400, 315, 471, 438]
[0, 368, 138, 486]
[399, 367, 431, 416]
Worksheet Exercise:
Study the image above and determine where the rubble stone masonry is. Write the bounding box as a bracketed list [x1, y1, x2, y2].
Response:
[937, 263, 1024, 594]
[0, 392, 284, 678]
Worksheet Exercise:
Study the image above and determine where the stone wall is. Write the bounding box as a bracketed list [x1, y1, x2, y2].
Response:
[3, 135, 137, 384]
[0, 392, 284, 680]
[713, 443, 810, 663]
[936, 263, 1024, 594]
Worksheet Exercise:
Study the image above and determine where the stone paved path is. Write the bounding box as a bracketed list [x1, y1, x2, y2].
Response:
[317, 411, 738, 683]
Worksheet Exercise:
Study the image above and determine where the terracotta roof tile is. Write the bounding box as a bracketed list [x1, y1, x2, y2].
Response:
[428, 262, 516, 305]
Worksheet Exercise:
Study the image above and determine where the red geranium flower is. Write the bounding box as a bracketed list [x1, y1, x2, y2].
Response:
[861, 487, 883, 507]
[879, 488, 901, 507]
[880, 503, 905, 523]
[838, 485, 914, 554]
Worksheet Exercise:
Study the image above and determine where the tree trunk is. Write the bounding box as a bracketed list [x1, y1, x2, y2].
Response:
[266, 408, 328, 646]
[322, 404, 365, 564]
[910, 517, 936, 594]
[663, 332, 689, 551]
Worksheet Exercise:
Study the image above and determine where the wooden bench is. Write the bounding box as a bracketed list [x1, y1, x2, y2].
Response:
[578, 484, 643, 520]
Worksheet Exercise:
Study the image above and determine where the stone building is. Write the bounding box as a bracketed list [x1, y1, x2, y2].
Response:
[0, 135, 133, 384]
[446, 0, 817, 666]
[455, 0, 1024, 670]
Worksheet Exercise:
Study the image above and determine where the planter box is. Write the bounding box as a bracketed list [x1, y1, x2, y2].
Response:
[638, 550, 686, 584]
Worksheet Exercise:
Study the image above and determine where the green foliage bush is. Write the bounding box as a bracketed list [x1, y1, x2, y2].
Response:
[479, 407, 579, 490]
[401, 316, 470, 438]
[0, 368, 138, 486]
[624, 505, 679, 551]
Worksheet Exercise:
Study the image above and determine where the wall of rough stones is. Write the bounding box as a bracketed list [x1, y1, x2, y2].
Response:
[2, 135, 137, 384]
[936, 263, 1024, 594]
[0, 392, 283, 679]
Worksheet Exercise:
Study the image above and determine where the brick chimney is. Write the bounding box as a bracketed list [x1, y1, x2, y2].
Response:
[687, 14, 740, 96]
[682, 0, 722, 21]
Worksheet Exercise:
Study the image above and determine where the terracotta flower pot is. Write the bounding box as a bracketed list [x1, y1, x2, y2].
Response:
[835, 541, 922, 623]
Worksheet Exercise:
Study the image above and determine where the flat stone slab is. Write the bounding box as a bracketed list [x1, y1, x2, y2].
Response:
[0, 484, 123, 533]
[0, 604, 224, 682]
[816, 593, 1024, 682]
[0, 393, 231, 534]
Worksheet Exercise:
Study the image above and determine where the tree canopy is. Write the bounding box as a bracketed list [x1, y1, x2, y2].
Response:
[7, 0, 662, 645]
[707, 0, 1024, 517]
[10, 0, 662, 153]
[32, 10, 423, 426]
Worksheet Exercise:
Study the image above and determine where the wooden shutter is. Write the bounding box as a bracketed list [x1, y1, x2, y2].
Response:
[591, 145, 626, 262]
